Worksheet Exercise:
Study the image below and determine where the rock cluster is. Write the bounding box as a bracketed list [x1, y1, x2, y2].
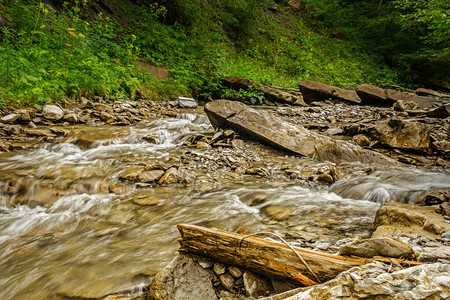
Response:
[149, 253, 293, 300]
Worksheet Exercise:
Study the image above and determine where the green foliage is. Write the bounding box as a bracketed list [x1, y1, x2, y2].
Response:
[303, 0, 450, 82]
[1, 0, 447, 108]
[0, 0, 146, 107]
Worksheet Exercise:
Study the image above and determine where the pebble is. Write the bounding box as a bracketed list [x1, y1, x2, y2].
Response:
[213, 262, 226, 275]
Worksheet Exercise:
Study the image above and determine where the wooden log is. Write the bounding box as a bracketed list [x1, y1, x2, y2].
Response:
[177, 224, 422, 286]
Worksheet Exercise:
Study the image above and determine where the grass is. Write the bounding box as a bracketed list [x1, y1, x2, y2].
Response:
[0, 0, 416, 109]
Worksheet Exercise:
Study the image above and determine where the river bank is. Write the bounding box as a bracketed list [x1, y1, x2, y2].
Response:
[0, 86, 449, 299]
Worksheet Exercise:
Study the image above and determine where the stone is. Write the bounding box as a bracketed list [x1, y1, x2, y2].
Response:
[1, 113, 20, 123]
[24, 128, 56, 137]
[196, 141, 212, 150]
[42, 105, 64, 121]
[372, 119, 430, 153]
[433, 140, 450, 154]
[204, 100, 394, 165]
[223, 77, 306, 106]
[440, 203, 450, 216]
[95, 103, 114, 113]
[100, 111, 115, 122]
[339, 237, 414, 258]
[372, 202, 450, 238]
[229, 267, 243, 278]
[416, 88, 450, 98]
[352, 134, 371, 147]
[220, 273, 235, 292]
[356, 84, 433, 108]
[213, 262, 226, 275]
[230, 139, 245, 149]
[137, 170, 164, 183]
[148, 253, 218, 300]
[103, 284, 149, 300]
[284, 262, 450, 300]
[265, 205, 295, 221]
[298, 80, 361, 104]
[393, 100, 418, 112]
[416, 190, 449, 206]
[356, 84, 397, 107]
[177, 97, 198, 108]
[242, 271, 272, 298]
[63, 113, 78, 123]
[133, 196, 160, 206]
[158, 167, 180, 185]
[108, 183, 131, 195]
[317, 173, 334, 184]
[426, 104, 450, 118]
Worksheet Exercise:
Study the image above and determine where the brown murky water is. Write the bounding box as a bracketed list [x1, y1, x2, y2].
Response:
[0, 112, 449, 299]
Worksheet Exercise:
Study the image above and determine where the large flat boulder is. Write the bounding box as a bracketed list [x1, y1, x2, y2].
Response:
[204, 100, 394, 165]
[356, 84, 433, 108]
[223, 77, 307, 106]
[339, 237, 414, 258]
[371, 118, 431, 153]
[284, 262, 450, 300]
[298, 80, 361, 104]
[372, 202, 450, 238]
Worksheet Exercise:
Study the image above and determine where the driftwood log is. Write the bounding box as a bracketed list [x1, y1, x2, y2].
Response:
[177, 224, 422, 286]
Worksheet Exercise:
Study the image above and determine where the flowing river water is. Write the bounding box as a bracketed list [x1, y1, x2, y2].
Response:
[0, 112, 449, 299]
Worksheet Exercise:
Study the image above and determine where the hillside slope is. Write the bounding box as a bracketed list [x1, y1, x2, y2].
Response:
[0, 0, 448, 108]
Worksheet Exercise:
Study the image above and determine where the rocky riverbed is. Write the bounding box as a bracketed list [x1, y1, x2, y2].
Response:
[0, 84, 449, 299]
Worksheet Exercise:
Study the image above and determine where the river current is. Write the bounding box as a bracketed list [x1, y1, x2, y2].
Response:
[0, 113, 448, 299]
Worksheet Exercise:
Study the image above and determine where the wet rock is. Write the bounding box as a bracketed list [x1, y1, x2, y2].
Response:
[100, 111, 116, 122]
[149, 253, 218, 300]
[440, 203, 450, 216]
[109, 183, 131, 195]
[133, 196, 160, 206]
[205, 100, 393, 164]
[231, 139, 245, 149]
[352, 134, 371, 147]
[393, 100, 418, 112]
[298, 80, 361, 105]
[317, 173, 334, 184]
[177, 97, 198, 108]
[229, 267, 243, 278]
[213, 262, 226, 275]
[103, 284, 149, 300]
[119, 168, 141, 181]
[373, 202, 450, 238]
[373, 119, 430, 153]
[24, 128, 56, 137]
[283, 262, 450, 300]
[243, 271, 272, 298]
[426, 104, 450, 118]
[266, 205, 295, 221]
[158, 167, 180, 185]
[42, 105, 64, 121]
[416, 190, 449, 205]
[143, 135, 158, 143]
[137, 170, 165, 183]
[220, 273, 235, 292]
[63, 113, 78, 123]
[432, 140, 450, 154]
[339, 237, 414, 258]
[196, 141, 212, 150]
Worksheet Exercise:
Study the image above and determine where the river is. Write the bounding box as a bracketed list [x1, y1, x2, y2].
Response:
[0, 112, 449, 299]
